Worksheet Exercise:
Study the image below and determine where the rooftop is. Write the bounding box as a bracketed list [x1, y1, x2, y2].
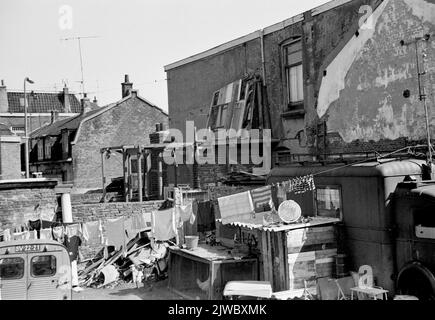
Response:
[6, 91, 82, 113]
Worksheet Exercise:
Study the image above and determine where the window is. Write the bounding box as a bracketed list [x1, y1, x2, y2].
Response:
[316, 186, 342, 220]
[0, 257, 25, 280]
[283, 39, 304, 109]
[414, 209, 435, 239]
[37, 139, 44, 161]
[31, 255, 56, 277]
[44, 138, 53, 159]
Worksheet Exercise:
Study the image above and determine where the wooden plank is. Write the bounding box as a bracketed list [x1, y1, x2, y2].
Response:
[261, 230, 269, 282]
[288, 251, 316, 264]
[276, 232, 286, 291]
[315, 249, 338, 260]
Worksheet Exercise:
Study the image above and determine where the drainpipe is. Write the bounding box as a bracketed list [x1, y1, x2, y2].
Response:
[259, 29, 267, 86]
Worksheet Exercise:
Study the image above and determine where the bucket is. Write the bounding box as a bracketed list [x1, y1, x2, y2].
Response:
[185, 236, 199, 250]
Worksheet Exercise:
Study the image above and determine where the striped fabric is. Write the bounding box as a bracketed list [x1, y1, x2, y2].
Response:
[250, 186, 272, 213]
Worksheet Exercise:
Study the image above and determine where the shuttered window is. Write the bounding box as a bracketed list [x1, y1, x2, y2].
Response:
[283, 39, 304, 110]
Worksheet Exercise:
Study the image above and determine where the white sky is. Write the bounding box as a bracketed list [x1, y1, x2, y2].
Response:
[0, 0, 328, 111]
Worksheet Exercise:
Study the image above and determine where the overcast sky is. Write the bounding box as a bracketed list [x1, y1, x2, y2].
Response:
[0, 0, 328, 111]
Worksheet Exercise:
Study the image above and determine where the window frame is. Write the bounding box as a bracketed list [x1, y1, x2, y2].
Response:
[315, 185, 343, 221]
[30, 255, 57, 278]
[281, 38, 304, 111]
[0, 257, 25, 280]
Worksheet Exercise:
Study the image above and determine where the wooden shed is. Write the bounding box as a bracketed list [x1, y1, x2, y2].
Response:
[216, 217, 340, 296]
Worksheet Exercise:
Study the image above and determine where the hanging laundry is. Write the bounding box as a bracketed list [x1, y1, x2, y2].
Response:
[176, 201, 193, 223]
[132, 212, 149, 232]
[211, 200, 221, 220]
[151, 208, 177, 241]
[82, 221, 101, 246]
[64, 235, 82, 262]
[196, 201, 216, 233]
[3, 229, 11, 242]
[217, 191, 255, 225]
[40, 228, 53, 240]
[124, 217, 136, 242]
[250, 186, 273, 213]
[190, 200, 198, 225]
[28, 230, 38, 240]
[52, 226, 65, 243]
[105, 217, 125, 250]
[66, 224, 82, 238]
[276, 182, 287, 205]
[13, 231, 28, 241]
[142, 211, 152, 228]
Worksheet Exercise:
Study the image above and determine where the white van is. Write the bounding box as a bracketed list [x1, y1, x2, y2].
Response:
[0, 239, 72, 300]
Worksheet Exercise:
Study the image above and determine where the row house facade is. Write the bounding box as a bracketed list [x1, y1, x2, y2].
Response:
[164, 0, 435, 178]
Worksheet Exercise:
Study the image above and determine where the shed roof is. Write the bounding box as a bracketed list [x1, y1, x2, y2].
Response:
[267, 159, 427, 183]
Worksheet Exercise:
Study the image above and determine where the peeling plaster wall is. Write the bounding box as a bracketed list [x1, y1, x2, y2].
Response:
[319, 0, 435, 145]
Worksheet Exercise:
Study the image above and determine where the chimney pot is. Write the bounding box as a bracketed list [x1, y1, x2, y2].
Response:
[63, 85, 71, 113]
[0, 80, 9, 113]
[121, 74, 133, 98]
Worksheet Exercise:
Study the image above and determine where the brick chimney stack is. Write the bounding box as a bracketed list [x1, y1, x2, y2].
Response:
[121, 74, 133, 98]
[81, 93, 91, 114]
[0, 80, 9, 113]
[63, 85, 71, 113]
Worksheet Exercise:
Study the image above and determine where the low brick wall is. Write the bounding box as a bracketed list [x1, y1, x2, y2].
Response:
[0, 180, 58, 231]
[71, 192, 121, 205]
[72, 200, 164, 259]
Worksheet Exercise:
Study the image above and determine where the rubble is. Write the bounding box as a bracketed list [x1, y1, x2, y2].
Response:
[78, 231, 171, 288]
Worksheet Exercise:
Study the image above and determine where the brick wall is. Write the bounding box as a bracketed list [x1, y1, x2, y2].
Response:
[72, 200, 164, 259]
[70, 191, 121, 205]
[0, 180, 58, 230]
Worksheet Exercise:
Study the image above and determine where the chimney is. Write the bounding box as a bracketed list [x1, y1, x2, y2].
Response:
[121, 74, 133, 98]
[51, 110, 59, 124]
[93, 96, 98, 104]
[63, 85, 71, 113]
[0, 80, 9, 113]
[81, 93, 91, 114]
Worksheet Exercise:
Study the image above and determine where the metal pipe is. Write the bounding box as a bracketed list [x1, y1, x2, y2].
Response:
[259, 29, 267, 85]
[23, 77, 34, 179]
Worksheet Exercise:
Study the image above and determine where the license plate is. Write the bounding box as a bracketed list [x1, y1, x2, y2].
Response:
[15, 244, 41, 253]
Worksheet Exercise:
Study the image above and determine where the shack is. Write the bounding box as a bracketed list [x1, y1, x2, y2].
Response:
[267, 158, 429, 294]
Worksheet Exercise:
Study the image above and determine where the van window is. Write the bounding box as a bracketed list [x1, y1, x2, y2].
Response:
[316, 186, 342, 220]
[0, 257, 25, 280]
[31, 256, 56, 277]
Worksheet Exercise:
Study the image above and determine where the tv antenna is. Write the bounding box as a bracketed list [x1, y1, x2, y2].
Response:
[60, 35, 100, 97]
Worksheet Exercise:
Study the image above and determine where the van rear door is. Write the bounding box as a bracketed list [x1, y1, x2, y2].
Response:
[27, 251, 67, 300]
[0, 255, 27, 300]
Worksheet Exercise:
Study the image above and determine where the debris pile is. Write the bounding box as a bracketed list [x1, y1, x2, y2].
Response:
[78, 231, 171, 288]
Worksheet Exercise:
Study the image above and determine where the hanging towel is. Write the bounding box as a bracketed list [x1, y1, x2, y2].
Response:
[197, 201, 216, 233]
[28, 230, 38, 240]
[105, 217, 125, 250]
[250, 186, 272, 213]
[176, 201, 193, 223]
[218, 191, 255, 225]
[3, 229, 11, 242]
[40, 228, 53, 240]
[124, 217, 136, 242]
[66, 224, 82, 238]
[82, 221, 102, 246]
[151, 208, 177, 241]
[13, 231, 27, 241]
